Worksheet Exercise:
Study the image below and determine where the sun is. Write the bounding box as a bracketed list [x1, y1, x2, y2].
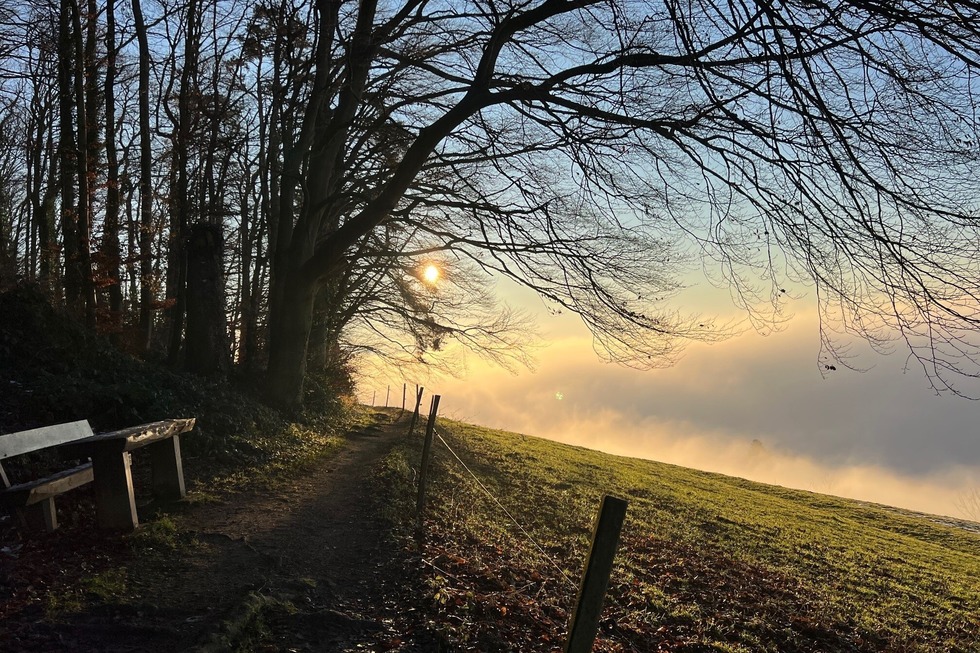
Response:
[422, 264, 440, 284]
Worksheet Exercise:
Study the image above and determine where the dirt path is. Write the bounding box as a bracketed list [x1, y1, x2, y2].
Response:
[12, 413, 416, 652]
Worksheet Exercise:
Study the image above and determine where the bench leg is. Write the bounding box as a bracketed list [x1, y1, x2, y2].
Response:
[148, 434, 185, 502]
[41, 497, 58, 531]
[92, 451, 139, 531]
[20, 499, 58, 531]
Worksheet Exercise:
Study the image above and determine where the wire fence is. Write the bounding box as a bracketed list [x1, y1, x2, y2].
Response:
[421, 418, 637, 652]
[432, 426, 579, 590]
[382, 389, 632, 650]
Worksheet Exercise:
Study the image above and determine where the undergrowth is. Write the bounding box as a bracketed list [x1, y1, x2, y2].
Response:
[195, 592, 297, 653]
[0, 285, 359, 489]
[0, 285, 362, 639]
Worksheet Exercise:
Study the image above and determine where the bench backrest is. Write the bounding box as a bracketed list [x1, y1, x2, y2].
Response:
[0, 420, 95, 460]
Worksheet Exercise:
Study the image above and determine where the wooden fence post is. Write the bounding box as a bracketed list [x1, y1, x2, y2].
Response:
[564, 495, 629, 653]
[401, 383, 407, 416]
[408, 385, 424, 435]
[415, 394, 441, 524]
[372, 390, 376, 406]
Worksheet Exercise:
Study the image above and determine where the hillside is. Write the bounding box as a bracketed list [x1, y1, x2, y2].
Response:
[381, 419, 980, 652]
[3, 402, 979, 651]
[2, 284, 979, 651]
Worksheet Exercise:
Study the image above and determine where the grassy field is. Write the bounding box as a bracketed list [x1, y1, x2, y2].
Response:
[384, 418, 980, 652]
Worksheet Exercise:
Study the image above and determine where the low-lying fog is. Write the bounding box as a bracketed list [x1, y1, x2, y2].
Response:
[373, 308, 980, 522]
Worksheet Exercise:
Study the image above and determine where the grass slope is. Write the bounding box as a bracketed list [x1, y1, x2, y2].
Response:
[385, 418, 980, 652]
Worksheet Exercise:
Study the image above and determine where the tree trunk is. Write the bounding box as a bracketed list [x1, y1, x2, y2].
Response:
[26, 76, 52, 286]
[0, 189, 15, 284]
[266, 274, 316, 409]
[185, 223, 230, 376]
[307, 282, 331, 373]
[37, 120, 59, 296]
[73, 0, 96, 328]
[166, 0, 200, 365]
[58, 0, 78, 310]
[133, 0, 153, 352]
[101, 0, 123, 336]
[124, 175, 139, 317]
[237, 185, 261, 370]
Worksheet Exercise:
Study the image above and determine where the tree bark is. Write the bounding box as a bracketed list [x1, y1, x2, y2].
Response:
[185, 223, 230, 375]
[74, 0, 96, 327]
[83, 0, 100, 327]
[34, 101, 59, 296]
[26, 71, 54, 287]
[266, 274, 316, 409]
[237, 179, 261, 370]
[166, 0, 200, 365]
[307, 282, 331, 373]
[102, 0, 123, 336]
[58, 0, 78, 310]
[133, 0, 153, 352]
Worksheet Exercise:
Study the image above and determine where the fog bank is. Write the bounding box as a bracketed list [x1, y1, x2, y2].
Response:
[374, 311, 980, 521]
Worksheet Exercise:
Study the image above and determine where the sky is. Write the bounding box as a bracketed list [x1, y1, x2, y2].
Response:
[360, 279, 980, 522]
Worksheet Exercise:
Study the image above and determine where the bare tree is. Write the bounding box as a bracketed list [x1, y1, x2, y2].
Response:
[257, 1, 980, 408]
[99, 0, 123, 335]
[131, 0, 155, 352]
[954, 485, 980, 523]
[4, 0, 980, 413]
[310, 225, 539, 381]
[17, 7, 61, 293]
[0, 102, 21, 285]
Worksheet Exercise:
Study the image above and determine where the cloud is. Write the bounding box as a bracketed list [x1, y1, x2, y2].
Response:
[414, 310, 980, 520]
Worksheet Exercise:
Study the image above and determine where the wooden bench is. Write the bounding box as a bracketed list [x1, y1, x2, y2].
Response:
[1, 417, 197, 532]
[0, 420, 97, 531]
[62, 418, 196, 531]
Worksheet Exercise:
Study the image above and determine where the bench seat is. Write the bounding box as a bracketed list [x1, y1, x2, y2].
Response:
[2, 418, 196, 532]
[1, 462, 95, 506]
[0, 462, 95, 530]
[1, 420, 97, 531]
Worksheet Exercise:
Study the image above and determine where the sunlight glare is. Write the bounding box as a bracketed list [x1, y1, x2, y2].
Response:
[423, 264, 440, 284]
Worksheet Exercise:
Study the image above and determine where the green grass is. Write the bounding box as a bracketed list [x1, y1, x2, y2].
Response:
[43, 567, 129, 618]
[126, 514, 182, 553]
[394, 419, 980, 652]
[205, 421, 347, 492]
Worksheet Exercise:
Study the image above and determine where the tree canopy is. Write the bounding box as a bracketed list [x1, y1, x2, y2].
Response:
[2, 0, 980, 406]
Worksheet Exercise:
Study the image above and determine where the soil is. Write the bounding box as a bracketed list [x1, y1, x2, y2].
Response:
[1, 412, 429, 652]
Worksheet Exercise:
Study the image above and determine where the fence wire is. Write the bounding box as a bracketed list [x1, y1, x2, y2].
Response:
[432, 427, 579, 591]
